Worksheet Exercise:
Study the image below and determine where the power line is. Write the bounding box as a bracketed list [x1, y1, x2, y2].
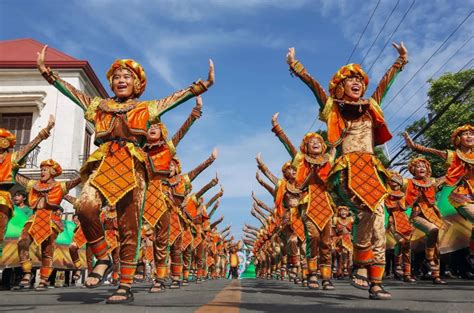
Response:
[383, 11, 473, 111]
[388, 76, 474, 165]
[361, 0, 400, 66]
[367, 0, 416, 74]
[386, 39, 473, 125]
[345, 0, 381, 64]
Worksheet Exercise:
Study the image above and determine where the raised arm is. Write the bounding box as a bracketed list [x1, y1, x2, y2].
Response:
[256, 153, 279, 185]
[187, 148, 218, 182]
[256, 171, 276, 196]
[287, 48, 328, 110]
[252, 192, 273, 213]
[208, 199, 220, 218]
[220, 225, 231, 235]
[251, 209, 266, 226]
[153, 60, 214, 118]
[253, 205, 268, 220]
[205, 185, 224, 208]
[403, 132, 447, 160]
[15, 115, 55, 163]
[37, 46, 95, 111]
[14, 173, 31, 188]
[210, 215, 224, 229]
[195, 174, 218, 199]
[371, 42, 408, 105]
[171, 96, 203, 147]
[65, 176, 82, 191]
[271, 113, 298, 158]
[245, 223, 260, 232]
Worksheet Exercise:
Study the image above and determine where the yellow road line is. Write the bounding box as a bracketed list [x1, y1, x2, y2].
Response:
[195, 279, 241, 313]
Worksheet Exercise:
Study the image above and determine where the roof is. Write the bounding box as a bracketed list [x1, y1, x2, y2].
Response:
[0, 38, 108, 98]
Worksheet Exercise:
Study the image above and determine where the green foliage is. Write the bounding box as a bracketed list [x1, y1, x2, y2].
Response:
[403, 69, 474, 176]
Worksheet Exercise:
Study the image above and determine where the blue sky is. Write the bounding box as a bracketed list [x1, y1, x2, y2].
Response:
[1, 0, 473, 240]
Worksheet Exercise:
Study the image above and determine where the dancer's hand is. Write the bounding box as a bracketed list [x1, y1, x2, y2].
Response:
[203, 59, 215, 88]
[403, 132, 415, 149]
[286, 47, 296, 64]
[46, 114, 55, 131]
[37, 45, 49, 73]
[192, 96, 203, 118]
[211, 148, 218, 160]
[392, 41, 408, 60]
[271, 112, 279, 127]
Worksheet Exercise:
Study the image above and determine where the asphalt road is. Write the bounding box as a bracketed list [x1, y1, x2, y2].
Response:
[0, 278, 473, 313]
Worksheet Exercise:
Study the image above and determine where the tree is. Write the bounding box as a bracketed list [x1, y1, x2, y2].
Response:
[402, 69, 474, 176]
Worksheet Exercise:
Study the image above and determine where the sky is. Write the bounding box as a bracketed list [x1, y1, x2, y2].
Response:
[1, 0, 473, 241]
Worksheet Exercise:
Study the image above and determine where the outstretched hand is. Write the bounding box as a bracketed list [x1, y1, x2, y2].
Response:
[403, 131, 415, 149]
[37, 45, 48, 73]
[272, 112, 279, 127]
[46, 114, 55, 130]
[211, 148, 218, 160]
[192, 96, 203, 118]
[256, 153, 263, 165]
[286, 47, 296, 65]
[203, 59, 215, 88]
[392, 41, 408, 60]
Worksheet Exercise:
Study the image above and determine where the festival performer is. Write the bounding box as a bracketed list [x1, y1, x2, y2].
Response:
[100, 205, 120, 285]
[287, 41, 408, 299]
[15, 160, 81, 290]
[63, 195, 92, 283]
[385, 171, 416, 283]
[167, 150, 217, 288]
[183, 178, 220, 282]
[229, 240, 241, 279]
[403, 158, 447, 284]
[271, 113, 336, 290]
[37, 45, 214, 303]
[333, 206, 353, 279]
[0, 115, 55, 246]
[254, 156, 305, 283]
[404, 125, 473, 266]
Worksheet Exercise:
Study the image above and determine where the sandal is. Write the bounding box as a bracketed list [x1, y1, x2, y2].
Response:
[72, 270, 82, 281]
[106, 285, 134, 304]
[307, 276, 319, 290]
[350, 269, 370, 290]
[182, 279, 189, 286]
[16, 273, 33, 290]
[149, 281, 166, 293]
[35, 281, 49, 292]
[322, 280, 335, 290]
[169, 280, 181, 289]
[433, 277, 447, 285]
[403, 276, 416, 283]
[369, 283, 392, 300]
[301, 279, 308, 287]
[85, 258, 112, 289]
[134, 272, 145, 283]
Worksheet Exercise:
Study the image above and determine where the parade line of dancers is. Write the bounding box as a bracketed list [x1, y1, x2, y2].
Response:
[0, 41, 472, 303]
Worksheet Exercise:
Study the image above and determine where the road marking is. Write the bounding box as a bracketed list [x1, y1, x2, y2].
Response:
[195, 279, 241, 313]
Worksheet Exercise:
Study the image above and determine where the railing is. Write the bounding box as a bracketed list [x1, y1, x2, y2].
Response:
[78, 154, 90, 165]
[13, 144, 40, 168]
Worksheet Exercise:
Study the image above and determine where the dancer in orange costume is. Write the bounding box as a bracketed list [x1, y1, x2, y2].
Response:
[167, 150, 217, 288]
[0, 115, 55, 247]
[404, 125, 473, 266]
[37, 46, 214, 303]
[271, 113, 336, 290]
[287, 41, 407, 299]
[16, 160, 81, 290]
[333, 206, 353, 279]
[385, 171, 415, 283]
[403, 158, 447, 284]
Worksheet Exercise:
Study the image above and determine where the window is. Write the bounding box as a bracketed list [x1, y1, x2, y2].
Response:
[0, 113, 33, 147]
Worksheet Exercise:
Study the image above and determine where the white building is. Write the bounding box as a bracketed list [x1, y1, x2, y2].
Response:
[0, 38, 108, 213]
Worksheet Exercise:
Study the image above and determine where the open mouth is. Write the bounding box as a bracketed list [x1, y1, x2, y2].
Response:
[351, 85, 361, 92]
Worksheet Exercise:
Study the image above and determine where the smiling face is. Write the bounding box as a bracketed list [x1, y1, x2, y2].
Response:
[111, 68, 135, 100]
[460, 130, 474, 149]
[413, 162, 428, 179]
[40, 166, 53, 182]
[343, 76, 364, 101]
[306, 137, 323, 155]
[13, 193, 26, 206]
[147, 123, 163, 143]
[339, 208, 348, 218]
